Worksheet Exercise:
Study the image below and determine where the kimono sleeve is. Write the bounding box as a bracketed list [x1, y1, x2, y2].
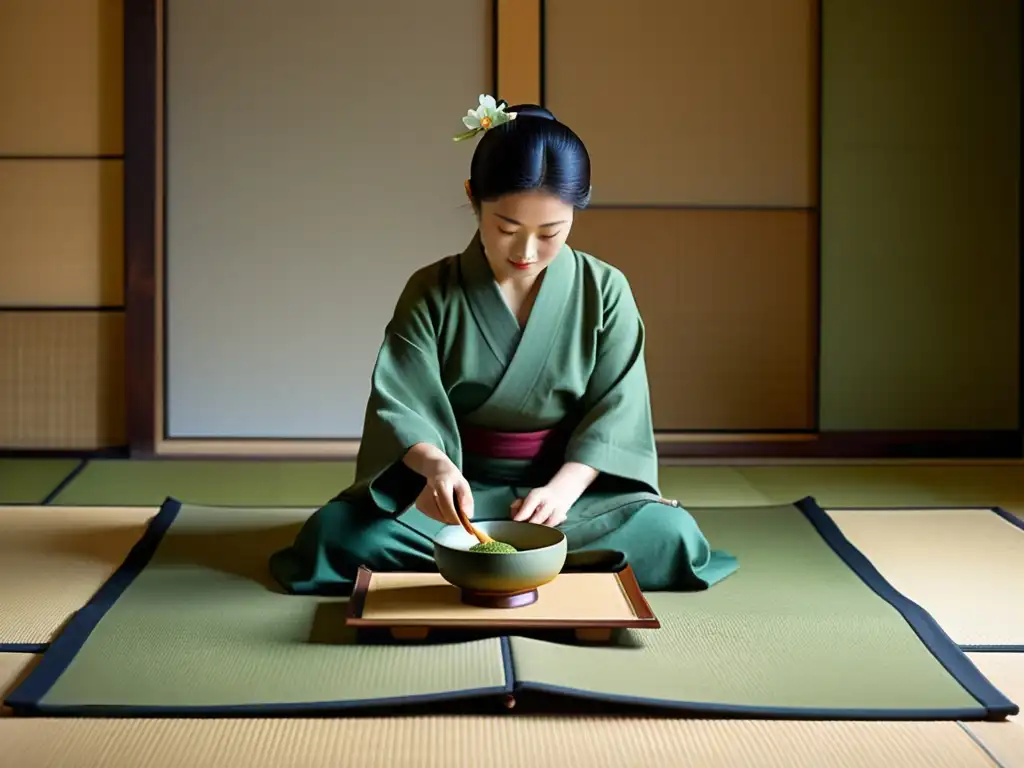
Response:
[347, 270, 461, 514]
[564, 269, 661, 495]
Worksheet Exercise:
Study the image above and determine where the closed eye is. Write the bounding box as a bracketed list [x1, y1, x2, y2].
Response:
[497, 229, 560, 239]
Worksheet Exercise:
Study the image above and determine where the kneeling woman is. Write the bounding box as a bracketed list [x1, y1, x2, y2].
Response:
[270, 96, 737, 595]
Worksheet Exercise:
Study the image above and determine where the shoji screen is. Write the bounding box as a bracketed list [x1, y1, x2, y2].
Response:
[163, 0, 491, 438]
[0, 0, 125, 449]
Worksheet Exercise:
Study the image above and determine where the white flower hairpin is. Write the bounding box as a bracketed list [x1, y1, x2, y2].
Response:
[453, 94, 517, 142]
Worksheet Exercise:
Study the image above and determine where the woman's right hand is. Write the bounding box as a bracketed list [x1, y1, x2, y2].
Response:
[404, 444, 475, 525]
[415, 458, 475, 525]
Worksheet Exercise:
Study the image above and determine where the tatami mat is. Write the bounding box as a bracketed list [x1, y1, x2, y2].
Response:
[964, 653, 1024, 768]
[0, 653, 1007, 766]
[15, 499, 1008, 720]
[0, 653, 35, 712]
[737, 465, 1024, 520]
[739, 466, 956, 506]
[0, 506, 155, 647]
[0, 712, 1002, 767]
[45, 461, 1024, 520]
[51, 461, 779, 508]
[657, 467, 773, 506]
[3, 500, 1023, 658]
[0, 459, 80, 504]
[0, 492, 1018, 766]
[828, 507, 1024, 649]
[52, 459, 354, 506]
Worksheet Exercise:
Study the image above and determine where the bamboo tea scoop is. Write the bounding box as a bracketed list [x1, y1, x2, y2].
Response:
[453, 498, 518, 554]
[452, 497, 492, 544]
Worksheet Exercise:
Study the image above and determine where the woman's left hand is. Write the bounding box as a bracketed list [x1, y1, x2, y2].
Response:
[510, 484, 578, 527]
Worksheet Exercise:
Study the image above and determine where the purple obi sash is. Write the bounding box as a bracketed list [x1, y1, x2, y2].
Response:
[459, 423, 556, 460]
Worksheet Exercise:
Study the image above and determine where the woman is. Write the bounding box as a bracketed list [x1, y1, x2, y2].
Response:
[269, 96, 737, 595]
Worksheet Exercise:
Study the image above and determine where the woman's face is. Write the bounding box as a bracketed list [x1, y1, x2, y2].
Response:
[475, 189, 574, 282]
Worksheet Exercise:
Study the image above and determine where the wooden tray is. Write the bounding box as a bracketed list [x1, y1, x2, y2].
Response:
[346, 565, 660, 642]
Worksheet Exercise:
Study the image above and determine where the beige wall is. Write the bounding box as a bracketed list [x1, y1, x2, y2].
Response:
[0, 0, 125, 449]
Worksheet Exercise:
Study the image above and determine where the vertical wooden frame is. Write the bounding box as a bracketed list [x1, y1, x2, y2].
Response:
[496, 0, 542, 105]
[123, 0, 157, 456]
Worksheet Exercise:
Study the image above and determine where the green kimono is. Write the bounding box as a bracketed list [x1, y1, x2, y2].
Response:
[269, 234, 737, 594]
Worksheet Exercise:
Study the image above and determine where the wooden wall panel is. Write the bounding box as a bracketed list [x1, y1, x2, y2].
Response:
[819, 0, 1020, 430]
[496, 0, 541, 105]
[0, 0, 123, 155]
[568, 209, 817, 430]
[0, 160, 124, 307]
[544, 0, 817, 207]
[0, 311, 126, 448]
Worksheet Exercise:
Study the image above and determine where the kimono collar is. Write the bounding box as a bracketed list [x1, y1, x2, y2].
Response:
[458, 231, 575, 367]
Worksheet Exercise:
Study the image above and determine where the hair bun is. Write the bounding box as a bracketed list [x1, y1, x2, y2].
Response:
[506, 103, 556, 121]
[466, 95, 590, 210]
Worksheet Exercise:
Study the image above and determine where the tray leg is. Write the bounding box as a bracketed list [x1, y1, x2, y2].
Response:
[390, 626, 431, 641]
[574, 627, 613, 643]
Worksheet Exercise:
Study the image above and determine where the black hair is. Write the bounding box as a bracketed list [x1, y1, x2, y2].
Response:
[468, 103, 591, 209]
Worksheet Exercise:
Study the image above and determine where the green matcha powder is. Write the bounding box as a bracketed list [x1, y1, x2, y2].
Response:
[469, 540, 518, 554]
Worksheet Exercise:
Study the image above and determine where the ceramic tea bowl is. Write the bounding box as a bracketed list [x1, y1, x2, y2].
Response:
[433, 520, 567, 598]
